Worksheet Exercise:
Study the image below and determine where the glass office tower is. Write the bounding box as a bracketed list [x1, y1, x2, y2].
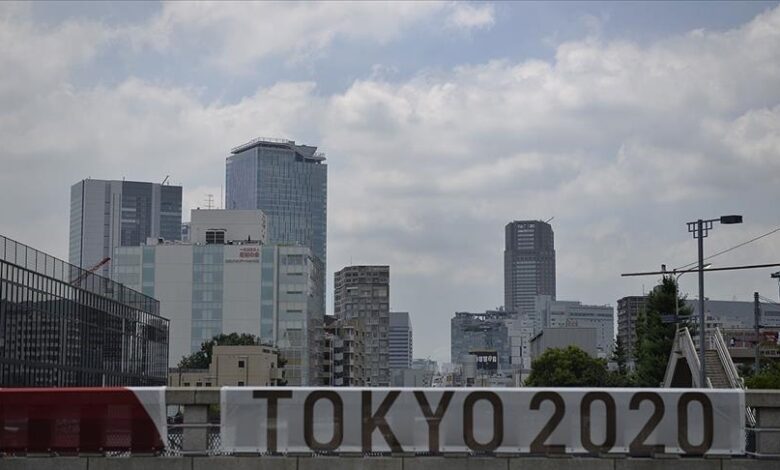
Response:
[225, 138, 327, 269]
[0, 234, 169, 387]
[69, 179, 182, 278]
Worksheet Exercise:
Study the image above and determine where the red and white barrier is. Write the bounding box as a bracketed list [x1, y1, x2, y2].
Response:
[0, 387, 166, 453]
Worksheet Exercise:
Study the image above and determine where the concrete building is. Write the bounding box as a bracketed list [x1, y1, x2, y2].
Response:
[450, 310, 513, 373]
[168, 345, 281, 387]
[391, 368, 431, 387]
[0, 234, 169, 386]
[389, 311, 413, 370]
[320, 316, 367, 386]
[617, 295, 647, 365]
[225, 138, 327, 291]
[112, 209, 323, 386]
[334, 265, 390, 386]
[685, 299, 780, 329]
[504, 220, 556, 315]
[530, 327, 598, 360]
[69, 179, 182, 277]
[530, 295, 614, 358]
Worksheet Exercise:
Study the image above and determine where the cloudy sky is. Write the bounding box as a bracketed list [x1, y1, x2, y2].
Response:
[2, 1, 780, 362]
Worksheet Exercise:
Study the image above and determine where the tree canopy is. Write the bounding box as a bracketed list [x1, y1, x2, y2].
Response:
[177, 332, 262, 369]
[525, 345, 610, 387]
[634, 276, 692, 387]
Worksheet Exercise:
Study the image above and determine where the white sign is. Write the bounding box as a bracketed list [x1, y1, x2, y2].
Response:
[221, 388, 745, 455]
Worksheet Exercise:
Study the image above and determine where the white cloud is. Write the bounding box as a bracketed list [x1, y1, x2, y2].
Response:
[445, 3, 495, 31]
[131, 1, 446, 69]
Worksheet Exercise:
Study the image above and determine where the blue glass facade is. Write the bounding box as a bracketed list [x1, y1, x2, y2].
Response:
[225, 140, 327, 268]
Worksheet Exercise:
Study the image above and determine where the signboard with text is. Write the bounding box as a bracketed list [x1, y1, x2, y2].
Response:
[220, 387, 745, 456]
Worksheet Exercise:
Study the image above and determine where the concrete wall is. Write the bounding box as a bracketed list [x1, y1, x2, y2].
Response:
[0, 456, 775, 470]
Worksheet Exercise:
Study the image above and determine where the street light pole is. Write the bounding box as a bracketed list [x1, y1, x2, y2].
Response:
[686, 214, 742, 388]
[697, 219, 706, 388]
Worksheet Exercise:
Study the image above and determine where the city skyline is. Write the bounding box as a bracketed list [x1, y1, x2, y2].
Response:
[2, 2, 780, 363]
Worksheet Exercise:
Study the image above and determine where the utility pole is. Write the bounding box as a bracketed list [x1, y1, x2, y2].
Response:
[697, 219, 706, 387]
[755, 292, 761, 374]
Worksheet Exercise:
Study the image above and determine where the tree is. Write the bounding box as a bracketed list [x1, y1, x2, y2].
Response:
[178, 332, 262, 369]
[607, 337, 634, 387]
[634, 276, 692, 387]
[745, 360, 780, 389]
[612, 336, 628, 375]
[525, 346, 609, 387]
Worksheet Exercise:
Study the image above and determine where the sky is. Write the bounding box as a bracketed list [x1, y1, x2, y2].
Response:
[2, 1, 780, 363]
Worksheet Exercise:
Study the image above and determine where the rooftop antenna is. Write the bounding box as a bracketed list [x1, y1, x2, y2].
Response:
[162, 175, 170, 185]
[204, 194, 215, 210]
[545, 216, 555, 223]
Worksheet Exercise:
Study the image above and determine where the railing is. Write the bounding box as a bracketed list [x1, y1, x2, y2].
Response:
[666, 327, 713, 388]
[714, 327, 746, 389]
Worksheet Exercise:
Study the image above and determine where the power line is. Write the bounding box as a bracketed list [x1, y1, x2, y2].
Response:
[621, 262, 780, 278]
[675, 226, 780, 271]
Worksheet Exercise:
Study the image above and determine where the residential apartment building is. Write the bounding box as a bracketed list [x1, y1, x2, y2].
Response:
[69, 179, 182, 277]
[321, 316, 367, 386]
[389, 311, 413, 370]
[113, 209, 323, 386]
[617, 295, 647, 364]
[504, 220, 556, 315]
[334, 265, 390, 386]
[0, 234, 169, 386]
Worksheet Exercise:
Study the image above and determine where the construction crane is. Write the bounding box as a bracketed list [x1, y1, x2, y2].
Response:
[71, 257, 111, 286]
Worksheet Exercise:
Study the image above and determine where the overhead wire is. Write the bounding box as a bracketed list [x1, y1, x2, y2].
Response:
[674, 226, 780, 271]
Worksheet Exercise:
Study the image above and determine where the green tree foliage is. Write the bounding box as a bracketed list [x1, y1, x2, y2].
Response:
[745, 360, 780, 389]
[608, 337, 635, 387]
[177, 332, 261, 369]
[525, 346, 610, 387]
[634, 276, 692, 387]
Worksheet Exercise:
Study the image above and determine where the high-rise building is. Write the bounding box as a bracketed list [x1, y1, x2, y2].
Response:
[69, 179, 182, 277]
[504, 220, 556, 315]
[450, 310, 513, 373]
[389, 311, 413, 370]
[617, 295, 647, 364]
[113, 209, 323, 386]
[0, 234, 169, 386]
[225, 137, 327, 269]
[334, 265, 390, 386]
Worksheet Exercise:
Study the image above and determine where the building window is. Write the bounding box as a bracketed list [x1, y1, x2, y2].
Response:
[196, 382, 203, 387]
[237, 381, 245, 386]
[205, 382, 212, 387]
[238, 360, 245, 368]
[205, 230, 226, 244]
[183, 382, 190, 386]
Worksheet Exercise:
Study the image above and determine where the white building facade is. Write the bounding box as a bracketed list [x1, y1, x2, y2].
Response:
[112, 210, 323, 386]
[515, 295, 614, 361]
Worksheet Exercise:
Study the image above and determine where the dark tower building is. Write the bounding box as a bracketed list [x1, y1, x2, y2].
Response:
[504, 220, 556, 315]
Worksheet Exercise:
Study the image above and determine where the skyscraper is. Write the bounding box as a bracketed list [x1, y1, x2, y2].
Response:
[504, 220, 556, 315]
[69, 179, 182, 277]
[225, 137, 327, 267]
[334, 265, 390, 386]
[389, 311, 413, 370]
